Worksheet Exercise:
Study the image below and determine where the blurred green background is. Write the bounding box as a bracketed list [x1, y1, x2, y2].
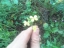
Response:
[0, 0, 64, 48]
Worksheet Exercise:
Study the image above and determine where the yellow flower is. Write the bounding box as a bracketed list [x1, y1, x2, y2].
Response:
[30, 15, 38, 22]
[30, 16, 34, 22]
[23, 21, 30, 26]
[32, 25, 37, 32]
[34, 15, 38, 21]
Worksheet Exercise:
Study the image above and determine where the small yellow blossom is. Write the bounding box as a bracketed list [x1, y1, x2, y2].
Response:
[32, 25, 37, 32]
[34, 15, 38, 21]
[23, 21, 30, 26]
[30, 16, 34, 22]
[30, 15, 38, 22]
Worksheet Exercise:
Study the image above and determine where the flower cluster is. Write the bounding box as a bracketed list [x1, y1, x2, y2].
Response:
[23, 15, 39, 26]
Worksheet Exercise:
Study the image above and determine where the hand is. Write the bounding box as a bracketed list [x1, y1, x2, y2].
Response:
[7, 26, 40, 48]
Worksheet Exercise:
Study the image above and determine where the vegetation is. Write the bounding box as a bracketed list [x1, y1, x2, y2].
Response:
[0, 0, 64, 48]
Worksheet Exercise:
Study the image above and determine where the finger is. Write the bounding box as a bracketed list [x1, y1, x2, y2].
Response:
[31, 26, 40, 48]
[7, 27, 32, 48]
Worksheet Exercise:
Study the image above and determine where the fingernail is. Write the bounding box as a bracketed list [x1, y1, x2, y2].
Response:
[32, 25, 38, 32]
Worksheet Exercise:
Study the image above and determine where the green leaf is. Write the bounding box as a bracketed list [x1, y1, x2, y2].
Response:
[58, 30, 63, 34]
[43, 23, 49, 30]
[52, 27, 59, 33]
[50, 0, 56, 5]
[14, 16, 17, 20]
[15, 21, 19, 25]
[61, 45, 64, 48]
[13, 0, 18, 4]
[26, 0, 31, 8]
[47, 40, 52, 47]
[1, 0, 12, 6]
[43, 31, 50, 38]
[52, 45, 59, 48]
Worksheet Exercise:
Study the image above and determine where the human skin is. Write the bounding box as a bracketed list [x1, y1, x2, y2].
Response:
[7, 26, 40, 48]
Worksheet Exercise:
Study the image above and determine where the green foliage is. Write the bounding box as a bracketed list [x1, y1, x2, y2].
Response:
[0, 0, 64, 48]
[0, 0, 18, 6]
[0, 25, 17, 48]
[0, 0, 38, 47]
[42, 22, 64, 48]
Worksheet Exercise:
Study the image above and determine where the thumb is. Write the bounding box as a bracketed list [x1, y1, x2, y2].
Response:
[31, 26, 40, 48]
